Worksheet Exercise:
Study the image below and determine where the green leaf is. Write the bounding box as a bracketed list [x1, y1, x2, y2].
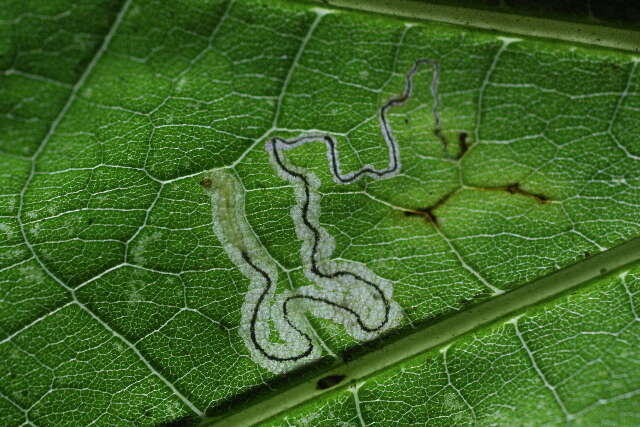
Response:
[1, 0, 639, 425]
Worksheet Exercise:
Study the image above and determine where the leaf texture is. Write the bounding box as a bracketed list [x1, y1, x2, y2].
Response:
[1, 0, 639, 425]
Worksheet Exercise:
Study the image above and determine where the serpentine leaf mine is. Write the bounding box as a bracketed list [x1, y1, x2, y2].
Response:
[208, 59, 441, 373]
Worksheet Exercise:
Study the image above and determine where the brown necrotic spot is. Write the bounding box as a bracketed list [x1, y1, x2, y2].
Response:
[503, 183, 549, 203]
[456, 132, 469, 159]
[316, 374, 347, 390]
[200, 177, 212, 189]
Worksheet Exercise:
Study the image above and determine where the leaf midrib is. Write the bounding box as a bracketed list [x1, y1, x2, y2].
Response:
[313, 0, 640, 53]
[207, 236, 640, 426]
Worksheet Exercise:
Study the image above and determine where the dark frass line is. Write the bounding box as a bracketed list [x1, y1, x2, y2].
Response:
[240, 59, 441, 363]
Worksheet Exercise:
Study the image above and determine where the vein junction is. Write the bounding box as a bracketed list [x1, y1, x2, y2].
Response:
[208, 59, 441, 373]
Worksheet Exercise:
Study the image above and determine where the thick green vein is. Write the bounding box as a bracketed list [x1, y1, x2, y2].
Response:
[312, 0, 640, 53]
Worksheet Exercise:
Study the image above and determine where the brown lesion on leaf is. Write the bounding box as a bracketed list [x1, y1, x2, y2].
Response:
[431, 129, 471, 160]
[316, 374, 347, 390]
[399, 118, 552, 224]
[402, 182, 552, 225]
[200, 176, 212, 190]
[403, 188, 459, 225]
[472, 182, 551, 204]
[455, 132, 469, 160]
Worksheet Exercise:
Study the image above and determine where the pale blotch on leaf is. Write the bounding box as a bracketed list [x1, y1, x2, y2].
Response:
[130, 231, 163, 265]
[0, 223, 14, 239]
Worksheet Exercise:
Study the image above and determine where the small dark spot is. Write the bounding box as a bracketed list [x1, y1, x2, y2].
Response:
[504, 184, 519, 194]
[456, 132, 469, 159]
[200, 177, 212, 189]
[87, 218, 94, 225]
[404, 207, 437, 224]
[316, 374, 346, 390]
[404, 118, 409, 124]
[403, 190, 460, 226]
[600, 267, 608, 275]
